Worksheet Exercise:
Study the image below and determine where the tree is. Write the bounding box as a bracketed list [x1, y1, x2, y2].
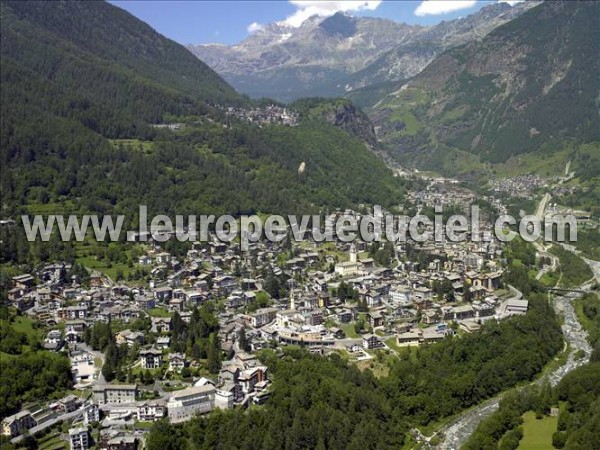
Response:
[552, 431, 566, 449]
[146, 420, 186, 450]
[207, 333, 222, 374]
[239, 327, 250, 352]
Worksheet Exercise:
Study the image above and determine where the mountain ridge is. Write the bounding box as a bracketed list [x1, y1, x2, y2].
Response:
[367, 0, 600, 175]
[0, 0, 406, 219]
[187, 2, 539, 101]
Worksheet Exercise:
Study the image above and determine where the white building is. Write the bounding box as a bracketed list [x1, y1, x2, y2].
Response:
[69, 426, 90, 450]
[167, 385, 216, 423]
[83, 403, 99, 424]
[139, 347, 162, 369]
[92, 385, 137, 405]
[137, 401, 166, 422]
[334, 245, 361, 277]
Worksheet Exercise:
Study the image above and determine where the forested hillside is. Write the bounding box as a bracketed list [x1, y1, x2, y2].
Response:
[368, 1, 600, 175]
[0, 0, 406, 223]
[145, 293, 562, 449]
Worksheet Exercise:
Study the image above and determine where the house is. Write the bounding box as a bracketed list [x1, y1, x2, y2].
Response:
[83, 403, 100, 424]
[218, 366, 240, 384]
[506, 299, 529, 316]
[156, 336, 171, 350]
[421, 328, 446, 344]
[167, 385, 216, 423]
[139, 347, 162, 369]
[215, 389, 234, 409]
[397, 331, 421, 346]
[1, 410, 36, 438]
[238, 366, 268, 394]
[251, 307, 278, 328]
[390, 287, 411, 304]
[106, 435, 138, 450]
[154, 286, 173, 302]
[44, 329, 64, 351]
[115, 330, 144, 347]
[168, 298, 185, 312]
[57, 395, 81, 413]
[92, 385, 137, 405]
[241, 279, 257, 291]
[69, 426, 90, 450]
[12, 274, 35, 291]
[214, 275, 237, 295]
[421, 309, 440, 325]
[150, 317, 171, 333]
[334, 261, 361, 277]
[168, 353, 186, 372]
[367, 311, 384, 328]
[307, 310, 323, 326]
[136, 401, 166, 422]
[363, 334, 384, 350]
[136, 296, 155, 311]
[453, 305, 475, 320]
[330, 327, 345, 339]
[337, 310, 352, 324]
[62, 306, 88, 320]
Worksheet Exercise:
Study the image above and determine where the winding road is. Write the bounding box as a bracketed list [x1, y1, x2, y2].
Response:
[432, 185, 598, 450]
[433, 279, 594, 450]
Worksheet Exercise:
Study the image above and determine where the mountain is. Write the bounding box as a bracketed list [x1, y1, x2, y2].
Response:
[344, 1, 538, 93]
[189, 13, 417, 101]
[0, 0, 242, 137]
[368, 1, 600, 175]
[188, 3, 537, 101]
[0, 0, 406, 219]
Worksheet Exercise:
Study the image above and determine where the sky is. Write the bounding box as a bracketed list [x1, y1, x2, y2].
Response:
[110, 1, 523, 46]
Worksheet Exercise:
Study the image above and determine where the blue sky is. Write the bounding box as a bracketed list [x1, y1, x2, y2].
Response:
[110, 1, 518, 46]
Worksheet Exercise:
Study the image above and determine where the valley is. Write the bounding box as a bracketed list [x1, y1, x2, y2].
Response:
[1, 1, 598, 449]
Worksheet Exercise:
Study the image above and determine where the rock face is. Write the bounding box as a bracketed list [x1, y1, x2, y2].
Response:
[187, 3, 538, 101]
[320, 102, 377, 146]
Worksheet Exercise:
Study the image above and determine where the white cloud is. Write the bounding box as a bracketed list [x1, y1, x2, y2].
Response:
[247, 22, 264, 33]
[498, 0, 524, 5]
[281, 1, 382, 28]
[414, 1, 478, 17]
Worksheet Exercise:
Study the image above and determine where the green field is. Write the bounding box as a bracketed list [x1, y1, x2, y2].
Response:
[12, 316, 42, 340]
[147, 307, 171, 318]
[518, 411, 557, 450]
[75, 240, 148, 283]
[341, 323, 359, 339]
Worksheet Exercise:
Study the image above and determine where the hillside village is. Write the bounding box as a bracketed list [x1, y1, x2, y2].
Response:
[1, 178, 536, 449]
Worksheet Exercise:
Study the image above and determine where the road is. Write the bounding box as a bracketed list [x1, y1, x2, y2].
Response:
[11, 408, 87, 445]
[78, 342, 107, 385]
[534, 192, 551, 221]
[432, 188, 595, 450]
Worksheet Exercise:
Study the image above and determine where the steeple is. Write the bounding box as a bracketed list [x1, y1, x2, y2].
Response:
[350, 243, 357, 263]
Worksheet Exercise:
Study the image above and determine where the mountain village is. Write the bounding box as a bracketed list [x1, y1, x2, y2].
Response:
[2, 178, 536, 449]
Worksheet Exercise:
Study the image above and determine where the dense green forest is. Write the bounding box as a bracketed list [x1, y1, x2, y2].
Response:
[145, 293, 562, 449]
[465, 302, 600, 450]
[0, 0, 406, 227]
[463, 360, 600, 450]
[549, 246, 594, 288]
[0, 308, 73, 417]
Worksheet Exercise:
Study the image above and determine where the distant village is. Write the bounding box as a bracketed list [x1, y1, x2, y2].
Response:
[222, 104, 300, 127]
[3, 178, 537, 449]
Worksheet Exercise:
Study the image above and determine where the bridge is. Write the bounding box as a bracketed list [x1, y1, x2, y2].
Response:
[548, 287, 586, 295]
